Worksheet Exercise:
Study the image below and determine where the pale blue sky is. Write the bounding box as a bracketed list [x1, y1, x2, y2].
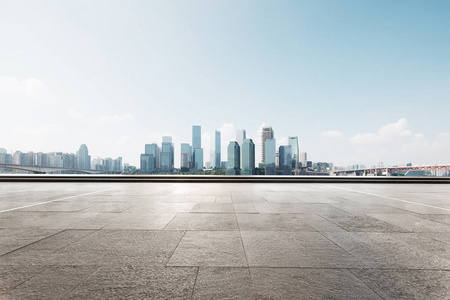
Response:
[1, 1, 449, 167]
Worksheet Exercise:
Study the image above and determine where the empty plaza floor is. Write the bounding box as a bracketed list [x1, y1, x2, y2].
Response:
[1, 180, 450, 299]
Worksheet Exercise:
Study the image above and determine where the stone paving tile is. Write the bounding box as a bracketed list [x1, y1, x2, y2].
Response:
[0, 228, 61, 255]
[421, 232, 450, 245]
[252, 203, 295, 214]
[300, 214, 347, 232]
[215, 196, 233, 202]
[167, 231, 247, 267]
[417, 214, 450, 226]
[231, 192, 267, 203]
[320, 214, 410, 232]
[241, 231, 364, 268]
[49, 230, 185, 266]
[190, 203, 235, 213]
[0, 265, 48, 294]
[237, 214, 316, 231]
[233, 203, 258, 214]
[65, 266, 197, 300]
[192, 267, 254, 300]
[323, 232, 450, 269]
[368, 213, 450, 232]
[123, 202, 195, 213]
[251, 268, 382, 300]
[2, 265, 98, 300]
[102, 213, 176, 230]
[329, 203, 410, 214]
[350, 269, 450, 300]
[163, 213, 239, 231]
[289, 203, 349, 214]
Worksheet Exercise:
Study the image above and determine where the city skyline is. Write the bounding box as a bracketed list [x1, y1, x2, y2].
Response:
[1, 1, 449, 167]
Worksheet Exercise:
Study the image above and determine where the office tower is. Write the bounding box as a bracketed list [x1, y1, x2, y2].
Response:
[300, 152, 307, 168]
[210, 131, 221, 168]
[192, 126, 201, 150]
[236, 129, 246, 168]
[77, 144, 91, 170]
[113, 157, 123, 172]
[192, 125, 202, 169]
[145, 143, 160, 170]
[261, 126, 274, 163]
[194, 148, 203, 171]
[241, 139, 255, 175]
[140, 154, 154, 173]
[160, 137, 174, 173]
[226, 141, 240, 175]
[264, 138, 276, 175]
[279, 145, 292, 175]
[180, 143, 192, 171]
[289, 137, 299, 169]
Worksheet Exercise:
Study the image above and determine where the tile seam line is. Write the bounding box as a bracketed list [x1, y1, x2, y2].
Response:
[321, 184, 450, 212]
[233, 202, 257, 299]
[0, 185, 128, 213]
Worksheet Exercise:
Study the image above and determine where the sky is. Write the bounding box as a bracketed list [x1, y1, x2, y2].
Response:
[1, 0, 449, 168]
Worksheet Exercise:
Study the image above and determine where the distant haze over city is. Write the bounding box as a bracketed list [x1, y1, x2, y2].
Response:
[1, 1, 449, 167]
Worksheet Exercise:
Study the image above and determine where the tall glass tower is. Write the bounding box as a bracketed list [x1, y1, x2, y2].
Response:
[288, 137, 299, 169]
[279, 145, 292, 175]
[192, 126, 201, 150]
[161, 136, 174, 173]
[264, 138, 276, 175]
[261, 126, 274, 163]
[192, 125, 202, 170]
[210, 131, 221, 168]
[76, 144, 91, 170]
[236, 129, 246, 168]
[226, 141, 240, 175]
[145, 143, 160, 170]
[241, 139, 255, 175]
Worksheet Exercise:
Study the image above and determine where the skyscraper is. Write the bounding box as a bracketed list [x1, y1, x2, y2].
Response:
[226, 141, 240, 175]
[241, 139, 255, 175]
[192, 125, 202, 170]
[210, 131, 221, 168]
[194, 148, 204, 171]
[192, 126, 201, 150]
[236, 129, 246, 169]
[279, 145, 292, 175]
[300, 152, 307, 168]
[161, 136, 174, 173]
[261, 126, 274, 163]
[76, 144, 91, 170]
[180, 143, 192, 171]
[264, 138, 276, 175]
[145, 143, 160, 171]
[288, 137, 299, 169]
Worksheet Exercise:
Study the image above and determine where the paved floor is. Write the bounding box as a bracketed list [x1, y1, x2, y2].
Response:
[1, 182, 450, 299]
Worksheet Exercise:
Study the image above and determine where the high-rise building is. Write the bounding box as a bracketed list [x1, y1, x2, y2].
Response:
[264, 138, 276, 175]
[279, 145, 292, 175]
[145, 143, 160, 170]
[192, 125, 202, 169]
[261, 126, 274, 163]
[194, 148, 203, 171]
[236, 129, 246, 169]
[180, 143, 192, 171]
[161, 137, 174, 173]
[288, 137, 299, 169]
[210, 131, 221, 168]
[300, 152, 307, 168]
[76, 144, 91, 170]
[241, 139, 255, 175]
[226, 141, 240, 175]
[192, 126, 201, 150]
